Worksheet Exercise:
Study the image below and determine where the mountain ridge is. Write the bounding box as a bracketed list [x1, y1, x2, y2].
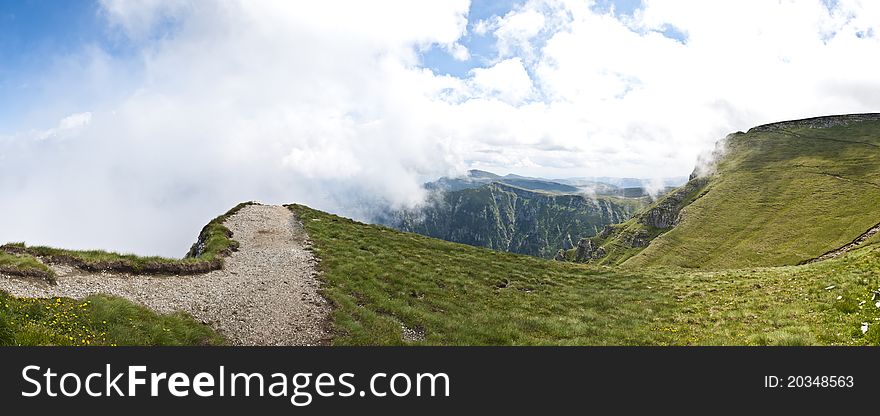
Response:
[380, 180, 646, 258]
[568, 113, 880, 269]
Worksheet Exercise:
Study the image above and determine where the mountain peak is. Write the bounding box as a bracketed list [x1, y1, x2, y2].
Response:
[467, 169, 500, 179]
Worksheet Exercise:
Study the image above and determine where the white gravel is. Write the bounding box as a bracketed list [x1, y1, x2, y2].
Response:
[0, 204, 331, 346]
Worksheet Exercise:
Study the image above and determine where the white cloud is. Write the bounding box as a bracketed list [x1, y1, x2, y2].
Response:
[1, 1, 470, 255]
[446, 42, 471, 61]
[4, 0, 880, 255]
[6, 111, 94, 142]
[99, 0, 192, 39]
[57, 112, 93, 130]
[469, 58, 534, 104]
[493, 8, 547, 58]
[472, 19, 491, 36]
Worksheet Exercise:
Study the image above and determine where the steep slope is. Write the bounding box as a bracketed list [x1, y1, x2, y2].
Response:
[292, 204, 880, 346]
[382, 182, 645, 258]
[567, 175, 711, 265]
[625, 114, 880, 269]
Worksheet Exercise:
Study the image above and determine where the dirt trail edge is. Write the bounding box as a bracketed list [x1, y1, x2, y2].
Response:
[801, 221, 880, 265]
[0, 204, 331, 346]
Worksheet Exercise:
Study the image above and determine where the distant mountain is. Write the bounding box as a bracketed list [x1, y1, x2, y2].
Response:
[427, 170, 682, 197]
[378, 176, 648, 258]
[555, 176, 688, 190]
[426, 170, 581, 193]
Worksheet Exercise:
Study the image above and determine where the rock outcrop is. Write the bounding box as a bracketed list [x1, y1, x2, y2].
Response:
[573, 238, 607, 261]
[574, 238, 594, 262]
[638, 176, 709, 230]
[747, 113, 880, 134]
[554, 249, 566, 261]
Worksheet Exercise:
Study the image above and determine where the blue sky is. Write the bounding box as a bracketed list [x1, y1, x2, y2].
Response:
[2, 1, 880, 255]
[421, 0, 652, 77]
[0, 1, 104, 129]
[0, 1, 534, 85]
[421, 0, 527, 77]
[0, 0, 165, 131]
[0, 0, 680, 131]
[1, 0, 661, 129]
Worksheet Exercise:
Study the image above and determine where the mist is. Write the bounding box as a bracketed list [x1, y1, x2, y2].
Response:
[3, 0, 880, 256]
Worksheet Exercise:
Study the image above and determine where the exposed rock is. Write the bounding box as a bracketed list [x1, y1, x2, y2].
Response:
[554, 249, 566, 261]
[748, 113, 880, 134]
[592, 246, 606, 259]
[638, 177, 709, 230]
[621, 230, 651, 248]
[640, 205, 678, 229]
[800, 221, 880, 265]
[385, 182, 642, 259]
[0, 264, 54, 284]
[574, 238, 594, 262]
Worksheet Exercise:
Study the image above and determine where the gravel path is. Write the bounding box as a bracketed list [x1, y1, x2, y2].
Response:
[0, 204, 331, 346]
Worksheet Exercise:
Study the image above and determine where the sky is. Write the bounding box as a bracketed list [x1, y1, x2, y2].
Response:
[1, 0, 880, 256]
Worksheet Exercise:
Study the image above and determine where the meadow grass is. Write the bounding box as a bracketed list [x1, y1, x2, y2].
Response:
[292, 204, 880, 346]
[0, 290, 223, 346]
[0, 251, 55, 281]
[627, 122, 880, 269]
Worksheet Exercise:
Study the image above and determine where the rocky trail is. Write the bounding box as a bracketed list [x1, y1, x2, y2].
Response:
[801, 221, 880, 265]
[0, 204, 331, 346]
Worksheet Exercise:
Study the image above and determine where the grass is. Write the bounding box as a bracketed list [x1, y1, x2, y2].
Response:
[0, 290, 223, 346]
[0, 204, 244, 345]
[291, 203, 880, 346]
[0, 251, 55, 282]
[0, 202, 255, 275]
[625, 120, 880, 269]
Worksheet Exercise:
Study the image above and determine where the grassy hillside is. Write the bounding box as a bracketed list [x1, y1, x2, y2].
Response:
[0, 291, 223, 346]
[566, 176, 710, 265]
[625, 117, 880, 269]
[291, 204, 880, 346]
[383, 182, 645, 258]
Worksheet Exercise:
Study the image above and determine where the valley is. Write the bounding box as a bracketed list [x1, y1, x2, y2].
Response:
[2, 114, 880, 346]
[378, 171, 660, 258]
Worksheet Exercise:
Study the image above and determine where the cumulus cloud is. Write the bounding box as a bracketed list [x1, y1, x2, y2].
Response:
[2, 0, 880, 255]
[99, 0, 192, 39]
[18, 112, 93, 141]
[1, 0, 472, 255]
[469, 58, 535, 104]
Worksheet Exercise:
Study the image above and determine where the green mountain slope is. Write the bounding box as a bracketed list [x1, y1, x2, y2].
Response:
[626, 114, 880, 269]
[565, 175, 711, 265]
[573, 114, 880, 269]
[290, 204, 880, 346]
[382, 182, 646, 258]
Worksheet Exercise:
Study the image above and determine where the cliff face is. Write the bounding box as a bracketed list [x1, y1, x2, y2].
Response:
[384, 182, 644, 258]
[637, 176, 710, 230]
[564, 171, 712, 266]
